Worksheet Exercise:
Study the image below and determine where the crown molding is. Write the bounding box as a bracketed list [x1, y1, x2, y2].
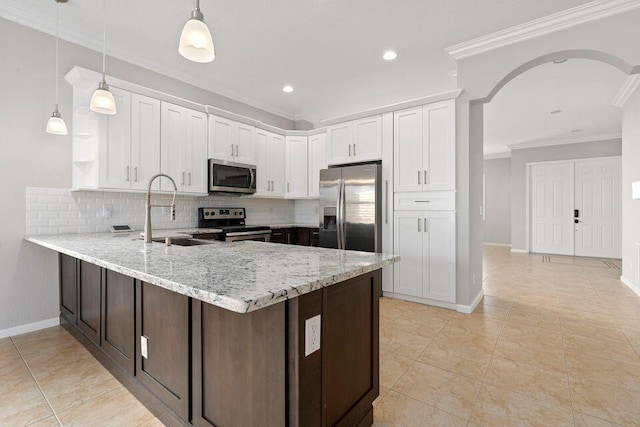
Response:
[483, 151, 512, 160]
[613, 73, 640, 107]
[318, 89, 463, 127]
[508, 133, 622, 151]
[445, 0, 640, 60]
[0, 4, 298, 122]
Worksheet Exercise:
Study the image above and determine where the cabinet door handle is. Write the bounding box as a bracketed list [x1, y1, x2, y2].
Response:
[287, 182, 290, 193]
[418, 218, 421, 232]
[385, 180, 389, 224]
[235, 145, 239, 157]
[418, 171, 421, 185]
[353, 144, 356, 156]
[424, 218, 428, 232]
[231, 144, 234, 156]
[126, 166, 130, 182]
[181, 172, 185, 186]
[188, 172, 192, 186]
[134, 166, 138, 182]
[415, 200, 431, 203]
[348, 144, 352, 157]
[424, 170, 428, 184]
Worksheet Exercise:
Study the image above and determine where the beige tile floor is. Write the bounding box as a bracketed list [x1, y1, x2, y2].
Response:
[374, 246, 640, 426]
[2, 246, 640, 426]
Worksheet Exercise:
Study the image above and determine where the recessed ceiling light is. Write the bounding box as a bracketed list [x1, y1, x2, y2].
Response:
[382, 51, 397, 61]
[282, 85, 294, 93]
[550, 110, 563, 115]
[553, 59, 568, 64]
[571, 129, 582, 133]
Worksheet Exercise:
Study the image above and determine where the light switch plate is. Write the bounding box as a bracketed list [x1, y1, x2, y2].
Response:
[141, 336, 149, 359]
[305, 314, 321, 357]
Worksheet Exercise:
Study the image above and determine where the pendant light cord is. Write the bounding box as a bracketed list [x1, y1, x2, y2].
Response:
[101, 0, 106, 81]
[55, 0, 60, 109]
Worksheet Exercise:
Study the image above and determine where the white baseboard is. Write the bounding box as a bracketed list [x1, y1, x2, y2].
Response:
[382, 292, 457, 311]
[456, 289, 484, 314]
[621, 275, 640, 298]
[511, 248, 529, 254]
[483, 243, 511, 247]
[0, 317, 60, 340]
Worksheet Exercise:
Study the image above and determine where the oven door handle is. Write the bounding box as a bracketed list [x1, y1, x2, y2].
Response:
[225, 230, 272, 237]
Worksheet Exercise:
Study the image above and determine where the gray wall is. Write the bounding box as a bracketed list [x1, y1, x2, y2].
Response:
[510, 139, 622, 251]
[0, 18, 293, 333]
[622, 90, 640, 288]
[483, 158, 511, 245]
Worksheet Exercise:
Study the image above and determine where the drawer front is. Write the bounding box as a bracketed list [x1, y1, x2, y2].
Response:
[394, 191, 455, 211]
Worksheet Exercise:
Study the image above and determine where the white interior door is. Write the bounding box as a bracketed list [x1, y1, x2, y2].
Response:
[530, 162, 574, 255]
[574, 157, 622, 258]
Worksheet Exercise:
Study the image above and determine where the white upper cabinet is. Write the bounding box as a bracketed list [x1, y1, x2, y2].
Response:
[254, 130, 286, 197]
[235, 122, 256, 165]
[285, 136, 308, 199]
[423, 100, 456, 191]
[270, 134, 286, 197]
[308, 133, 327, 198]
[394, 107, 424, 193]
[327, 123, 352, 165]
[327, 115, 382, 166]
[209, 115, 234, 161]
[352, 116, 382, 162]
[98, 87, 132, 189]
[208, 114, 256, 165]
[160, 102, 208, 194]
[130, 94, 161, 191]
[394, 100, 455, 193]
[184, 109, 208, 194]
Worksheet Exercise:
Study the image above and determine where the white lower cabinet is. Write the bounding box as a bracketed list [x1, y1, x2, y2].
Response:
[285, 136, 308, 199]
[393, 210, 456, 304]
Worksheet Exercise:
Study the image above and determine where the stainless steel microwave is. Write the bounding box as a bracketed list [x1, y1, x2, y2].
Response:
[208, 159, 257, 195]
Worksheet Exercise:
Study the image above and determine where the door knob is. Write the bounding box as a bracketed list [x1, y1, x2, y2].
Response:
[574, 219, 581, 224]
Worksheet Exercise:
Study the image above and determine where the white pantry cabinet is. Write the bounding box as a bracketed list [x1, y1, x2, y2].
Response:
[208, 115, 256, 165]
[394, 100, 455, 193]
[285, 136, 308, 199]
[160, 102, 208, 194]
[308, 133, 327, 198]
[255, 129, 286, 197]
[327, 115, 382, 165]
[393, 210, 456, 304]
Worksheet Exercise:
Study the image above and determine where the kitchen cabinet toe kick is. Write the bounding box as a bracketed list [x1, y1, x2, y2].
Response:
[59, 253, 381, 427]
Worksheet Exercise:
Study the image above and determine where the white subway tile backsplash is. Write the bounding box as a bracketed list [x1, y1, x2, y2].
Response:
[25, 187, 297, 236]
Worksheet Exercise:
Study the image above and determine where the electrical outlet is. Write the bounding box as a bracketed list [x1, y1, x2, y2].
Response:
[305, 315, 321, 357]
[141, 336, 149, 359]
[102, 204, 112, 219]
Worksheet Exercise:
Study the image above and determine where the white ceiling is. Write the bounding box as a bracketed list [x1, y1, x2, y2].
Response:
[484, 59, 626, 157]
[0, 0, 597, 122]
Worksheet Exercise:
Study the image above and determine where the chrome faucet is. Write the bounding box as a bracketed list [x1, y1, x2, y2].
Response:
[144, 174, 178, 243]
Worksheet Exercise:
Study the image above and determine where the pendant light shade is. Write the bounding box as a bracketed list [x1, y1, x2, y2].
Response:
[46, 0, 68, 135]
[46, 107, 68, 135]
[179, 0, 215, 63]
[90, 81, 117, 115]
[90, 0, 117, 115]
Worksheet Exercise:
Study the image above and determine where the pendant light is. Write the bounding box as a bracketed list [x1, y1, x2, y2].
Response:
[89, 0, 116, 115]
[179, 0, 215, 63]
[46, 0, 68, 135]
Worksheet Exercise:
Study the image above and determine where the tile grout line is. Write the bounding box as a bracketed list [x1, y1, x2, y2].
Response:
[10, 337, 64, 427]
[557, 315, 578, 426]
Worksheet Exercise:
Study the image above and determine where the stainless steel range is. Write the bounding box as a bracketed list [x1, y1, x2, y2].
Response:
[198, 208, 272, 243]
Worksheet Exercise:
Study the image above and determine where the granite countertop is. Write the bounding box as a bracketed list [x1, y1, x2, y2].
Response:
[26, 233, 397, 314]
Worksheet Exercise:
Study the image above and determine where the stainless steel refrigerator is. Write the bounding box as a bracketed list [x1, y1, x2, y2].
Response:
[319, 163, 382, 252]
